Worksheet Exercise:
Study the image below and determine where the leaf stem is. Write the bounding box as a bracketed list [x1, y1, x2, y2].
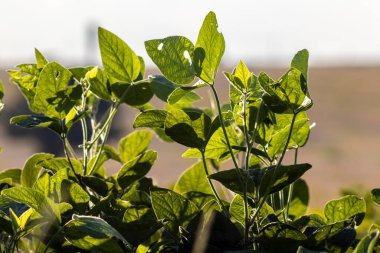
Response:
[252, 112, 297, 222]
[285, 147, 298, 222]
[201, 150, 230, 218]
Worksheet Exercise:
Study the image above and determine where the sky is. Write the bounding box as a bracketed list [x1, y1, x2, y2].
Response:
[0, 0, 380, 68]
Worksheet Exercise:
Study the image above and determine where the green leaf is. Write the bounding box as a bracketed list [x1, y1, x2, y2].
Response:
[21, 153, 54, 187]
[291, 49, 309, 80]
[64, 214, 129, 253]
[119, 130, 152, 163]
[2, 187, 61, 223]
[259, 163, 312, 196]
[324, 195, 366, 226]
[117, 150, 157, 189]
[229, 194, 253, 225]
[82, 176, 113, 197]
[133, 109, 168, 128]
[69, 66, 94, 81]
[173, 161, 212, 195]
[167, 82, 206, 105]
[10, 115, 64, 135]
[147, 75, 176, 102]
[224, 61, 253, 92]
[35, 48, 48, 68]
[256, 222, 307, 253]
[268, 112, 310, 158]
[34, 62, 82, 119]
[98, 27, 140, 83]
[185, 191, 216, 209]
[194, 11, 225, 84]
[209, 169, 255, 199]
[371, 188, 380, 205]
[8, 64, 41, 112]
[61, 180, 90, 212]
[150, 188, 199, 236]
[164, 109, 211, 148]
[259, 68, 311, 113]
[310, 219, 353, 245]
[86, 67, 112, 100]
[145, 36, 195, 84]
[111, 80, 153, 106]
[352, 229, 379, 253]
[33, 172, 51, 196]
[0, 168, 21, 185]
[41, 157, 83, 176]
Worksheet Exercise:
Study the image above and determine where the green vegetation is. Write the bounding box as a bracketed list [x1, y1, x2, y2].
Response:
[0, 11, 378, 253]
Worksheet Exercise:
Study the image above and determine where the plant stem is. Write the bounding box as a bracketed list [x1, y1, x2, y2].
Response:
[285, 147, 298, 222]
[61, 136, 83, 187]
[252, 112, 297, 222]
[210, 85, 240, 172]
[201, 150, 230, 218]
[88, 116, 112, 175]
[242, 93, 250, 246]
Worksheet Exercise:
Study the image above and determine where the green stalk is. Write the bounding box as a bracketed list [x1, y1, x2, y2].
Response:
[285, 147, 298, 222]
[88, 116, 112, 175]
[252, 112, 297, 221]
[241, 93, 250, 246]
[201, 150, 230, 218]
[210, 85, 241, 172]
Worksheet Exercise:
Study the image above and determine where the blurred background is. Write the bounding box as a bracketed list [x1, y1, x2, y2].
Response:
[0, 0, 380, 209]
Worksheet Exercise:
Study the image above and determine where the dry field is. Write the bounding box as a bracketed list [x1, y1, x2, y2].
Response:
[0, 66, 379, 209]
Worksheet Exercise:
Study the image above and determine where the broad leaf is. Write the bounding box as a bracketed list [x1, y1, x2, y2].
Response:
[324, 195, 366, 225]
[371, 188, 380, 205]
[2, 187, 62, 223]
[10, 115, 64, 135]
[98, 27, 140, 83]
[133, 109, 167, 128]
[0, 168, 21, 185]
[111, 80, 154, 106]
[209, 169, 255, 199]
[259, 163, 312, 196]
[194, 11, 225, 84]
[117, 150, 157, 189]
[150, 188, 199, 236]
[21, 153, 54, 187]
[64, 214, 129, 253]
[291, 49, 309, 79]
[148, 75, 176, 101]
[86, 67, 112, 100]
[165, 109, 211, 149]
[173, 161, 212, 195]
[268, 112, 310, 158]
[352, 229, 379, 253]
[167, 82, 206, 105]
[256, 222, 307, 253]
[35, 48, 48, 68]
[119, 130, 152, 163]
[145, 36, 195, 84]
[229, 194, 253, 225]
[34, 62, 82, 119]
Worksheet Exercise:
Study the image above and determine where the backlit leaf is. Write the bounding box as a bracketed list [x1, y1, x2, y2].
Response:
[64, 214, 129, 253]
[21, 153, 54, 187]
[34, 62, 82, 119]
[98, 27, 140, 83]
[145, 36, 195, 84]
[151, 188, 199, 236]
[119, 130, 152, 163]
[324, 195, 366, 225]
[173, 161, 212, 195]
[194, 11, 225, 84]
[133, 109, 168, 128]
[117, 150, 157, 189]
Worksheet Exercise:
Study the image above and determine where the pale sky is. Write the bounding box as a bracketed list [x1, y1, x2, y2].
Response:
[1, 0, 379, 67]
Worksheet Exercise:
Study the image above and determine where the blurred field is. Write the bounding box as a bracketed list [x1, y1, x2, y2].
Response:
[0, 66, 379, 209]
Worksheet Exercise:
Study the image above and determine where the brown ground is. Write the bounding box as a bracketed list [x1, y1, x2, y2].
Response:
[1, 66, 379, 209]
